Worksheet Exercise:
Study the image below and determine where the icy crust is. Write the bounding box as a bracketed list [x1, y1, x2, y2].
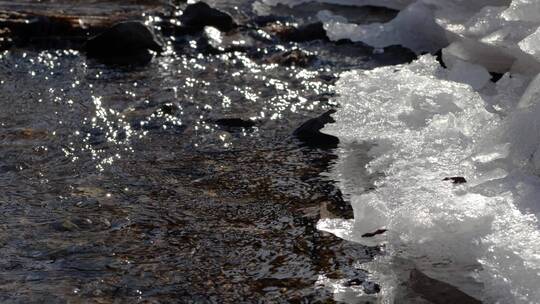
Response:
[321, 56, 540, 303]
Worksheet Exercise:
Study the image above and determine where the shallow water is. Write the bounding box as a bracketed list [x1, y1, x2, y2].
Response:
[0, 1, 416, 302]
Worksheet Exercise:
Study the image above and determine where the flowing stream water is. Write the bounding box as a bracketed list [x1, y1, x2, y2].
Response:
[0, 1, 416, 302]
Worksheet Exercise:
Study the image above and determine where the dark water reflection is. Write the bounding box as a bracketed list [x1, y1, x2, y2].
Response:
[0, 1, 408, 302]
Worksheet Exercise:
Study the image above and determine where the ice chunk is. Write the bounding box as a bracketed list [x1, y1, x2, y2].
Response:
[316, 10, 348, 23]
[447, 59, 491, 90]
[324, 55, 540, 303]
[519, 26, 540, 60]
[324, 1, 448, 53]
[517, 73, 540, 109]
[442, 40, 516, 73]
[502, 0, 540, 22]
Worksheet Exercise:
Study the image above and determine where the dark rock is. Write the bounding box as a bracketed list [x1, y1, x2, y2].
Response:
[433, 49, 447, 68]
[83, 21, 163, 65]
[0, 27, 13, 50]
[318, 74, 337, 83]
[215, 118, 256, 129]
[266, 49, 315, 67]
[159, 103, 180, 115]
[490, 72, 504, 82]
[293, 109, 339, 149]
[361, 228, 387, 238]
[335, 38, 354, 45]
[202, 29, 256, 54]
[180, 2, 236, 33]
[51, 219, 80, 232]
[443, 176, 467, 184]
[250, 15, 290, 27]
[343, 278, 381, 294]
[281, 22, 328, 42]
[409, 269, 482, 304]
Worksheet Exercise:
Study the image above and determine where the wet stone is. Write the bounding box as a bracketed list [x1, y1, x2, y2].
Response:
[83, 21, 163, 65]
[158, 103, 180, 115]
[293, 109, 339, 149]
[214, 118, 256, 129]
[179, 2, 236, 33]
[249, 15, 291, 27]
[0, 27, 12, 50]
[51, 219, 80, 232]
[280, 22, 328, 42]
[490, 72, 504, 82]
[266, 49, 315, 67]
[434, 49, 447, 68]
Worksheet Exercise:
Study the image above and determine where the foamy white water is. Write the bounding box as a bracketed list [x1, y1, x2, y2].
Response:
[259, 0, 540, 302]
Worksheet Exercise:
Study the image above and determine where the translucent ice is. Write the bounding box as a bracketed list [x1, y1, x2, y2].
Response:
[323, 1, 448, 53]
[322, 55, 540, 303]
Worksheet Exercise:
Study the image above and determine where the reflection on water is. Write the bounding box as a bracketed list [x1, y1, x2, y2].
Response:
[0, 1, 412, 302]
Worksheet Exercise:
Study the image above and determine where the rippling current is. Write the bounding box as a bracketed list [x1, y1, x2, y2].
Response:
[0, 1, 417, 302]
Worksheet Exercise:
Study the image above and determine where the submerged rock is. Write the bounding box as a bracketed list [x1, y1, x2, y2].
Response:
[180, 2, 236, 33]
[293, 110, 339, 148]
[249, 15, 290, 27]
[214, 118, 256, 129]
[0, 27, 13, 50]
[266, 49, 314, 67]
[281, 22, 328, 42]
[490, 72, 504, 83]
[51, 219, 80, 232]
[83, 21, 163, 65]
